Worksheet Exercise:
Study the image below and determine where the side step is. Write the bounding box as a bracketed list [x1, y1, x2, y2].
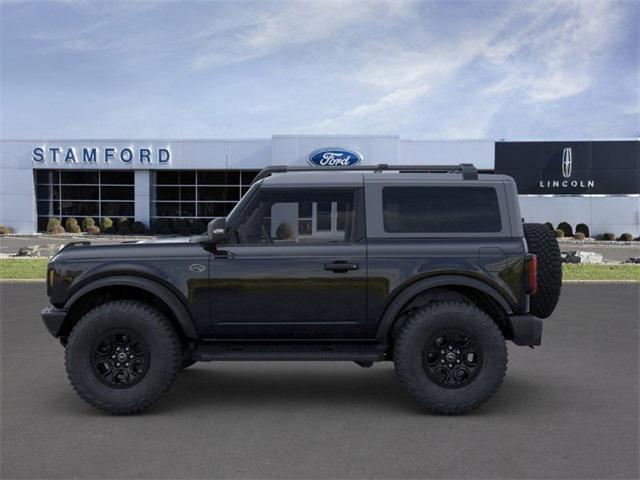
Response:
[193, 342, 387, 362]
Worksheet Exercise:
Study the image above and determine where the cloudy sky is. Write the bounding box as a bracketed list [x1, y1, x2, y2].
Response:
[1, 0, 638, 140]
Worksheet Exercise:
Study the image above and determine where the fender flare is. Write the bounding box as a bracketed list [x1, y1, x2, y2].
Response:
[63, 275, 198, 339]
[375, 275, 513, 340]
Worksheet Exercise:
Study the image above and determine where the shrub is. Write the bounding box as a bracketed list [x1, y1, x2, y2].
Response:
[46, 218, 61, 233]
[82, 217, 95, 231]
[131, 221, 146, 234]
[544, 222, 554, 232]
[193, 219, 207, 235]
[116, 217, 131, 234]
[554, 229, 565, 238]
[618, 233, 633, 242]
[574, 232, 586, 240]
[51, 225, 66, 235]
[65, 218, 81, 234]
[65, 217, 78, 230]
[557, 221, 573, 238]
[598, 232, 615, 241]
[575, 223, 590, 237]
[0, 224, 13, 234]
[153, 218, 173, 235]
[173, 218, 191, 235]
[86, 225, 101, 235]
[100, 217, 114, 233]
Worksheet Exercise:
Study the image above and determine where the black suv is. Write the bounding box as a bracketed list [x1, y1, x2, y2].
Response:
[42, 164, 562, 415]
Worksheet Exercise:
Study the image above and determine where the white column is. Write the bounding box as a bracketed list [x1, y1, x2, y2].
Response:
[134, 170, 151, 226]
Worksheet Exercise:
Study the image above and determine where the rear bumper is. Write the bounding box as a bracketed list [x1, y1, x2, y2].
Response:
[507, 314, 543, 346]
[41, 306, 68, 338]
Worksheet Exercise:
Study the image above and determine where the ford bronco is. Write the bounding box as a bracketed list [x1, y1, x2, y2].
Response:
[42, 164, 562, 415]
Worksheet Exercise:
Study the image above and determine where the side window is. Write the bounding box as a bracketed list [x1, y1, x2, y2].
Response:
[232, 189, 357, 244]
[382, 186, 502, 233]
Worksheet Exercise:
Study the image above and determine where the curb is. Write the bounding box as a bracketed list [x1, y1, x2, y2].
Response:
[0, 279, 45, 283]
[1, 279, 638, 284]
[562, 280, 639, 284]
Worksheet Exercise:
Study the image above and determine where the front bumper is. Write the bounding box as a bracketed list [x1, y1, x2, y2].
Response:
[507, 314, 543, 346]
[41, 306, 68, 338]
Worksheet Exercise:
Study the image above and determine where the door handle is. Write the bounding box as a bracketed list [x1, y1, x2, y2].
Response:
[324, 261, 359, 273]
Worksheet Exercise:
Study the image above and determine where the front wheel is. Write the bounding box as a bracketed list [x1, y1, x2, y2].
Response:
[394, 301, 507, 414]
[65, 300, 181, 415]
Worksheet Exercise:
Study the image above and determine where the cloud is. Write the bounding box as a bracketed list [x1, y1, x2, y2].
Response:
[0, 0, 637, 139]
[311, 85, 429, 131]
[191, 1, 412, 70]
[316, 0, 631, 136]
[482, 0, 622, 102]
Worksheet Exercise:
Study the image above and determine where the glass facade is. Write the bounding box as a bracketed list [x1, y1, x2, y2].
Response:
[151, 170, 259, 222]
[35, 170, 135, 231]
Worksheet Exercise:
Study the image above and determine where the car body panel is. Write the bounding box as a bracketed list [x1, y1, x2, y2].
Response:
[44, 169, 536, 346]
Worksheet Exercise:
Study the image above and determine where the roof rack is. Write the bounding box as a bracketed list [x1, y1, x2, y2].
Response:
[251, 163, 478, 185]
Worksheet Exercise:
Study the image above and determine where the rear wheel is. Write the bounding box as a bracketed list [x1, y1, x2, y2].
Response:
[523, 223, 562, 318]
[65, 300, 181, 415]
[394, 302, 507, 414]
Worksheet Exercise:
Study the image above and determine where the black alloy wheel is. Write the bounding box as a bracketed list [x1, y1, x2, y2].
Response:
[423, 330, 482, 388]
[91, 330, 150, 388]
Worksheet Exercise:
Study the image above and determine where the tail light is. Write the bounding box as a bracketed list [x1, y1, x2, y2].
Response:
[526, 254, 538, 295]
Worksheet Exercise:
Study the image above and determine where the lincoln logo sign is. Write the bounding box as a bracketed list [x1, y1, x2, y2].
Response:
[308, 148, 362, 167]
[561, 147, 572, 178]
[32, 146, 171, 165]
[539, 147, 594, 189]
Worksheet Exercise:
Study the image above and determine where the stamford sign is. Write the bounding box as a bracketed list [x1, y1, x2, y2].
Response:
[32, 146, 171, 165]
[308, 147, 362, 167]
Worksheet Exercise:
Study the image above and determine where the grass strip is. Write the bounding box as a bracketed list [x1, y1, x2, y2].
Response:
[562, 264, 640, 281]
[0, 258, 48, 279]
[0, 258, 638, 281]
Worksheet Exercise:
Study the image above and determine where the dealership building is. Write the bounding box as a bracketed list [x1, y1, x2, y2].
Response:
[0, 136, 638, 235]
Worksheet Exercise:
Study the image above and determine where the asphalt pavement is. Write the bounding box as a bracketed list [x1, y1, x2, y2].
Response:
[1, 283, 638, 479]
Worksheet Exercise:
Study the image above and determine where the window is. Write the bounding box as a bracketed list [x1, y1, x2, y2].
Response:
[35, 169, 134, 231]
[382, 187, 502, 233]
[151, 169, 259, 223]
[232, 189, 356, 244]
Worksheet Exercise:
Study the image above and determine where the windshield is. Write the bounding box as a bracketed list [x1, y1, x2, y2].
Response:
[226, 181, 260, 226]
[189, 180, 262, 242]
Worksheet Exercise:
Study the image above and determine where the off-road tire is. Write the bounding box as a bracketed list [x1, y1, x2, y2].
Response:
[394, 301, 507, 414]
[65, 300, 181, 415]
[523, 222, 562, 319]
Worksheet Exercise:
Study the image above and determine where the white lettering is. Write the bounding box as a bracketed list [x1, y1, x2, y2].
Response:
[319, 153, 352, 166]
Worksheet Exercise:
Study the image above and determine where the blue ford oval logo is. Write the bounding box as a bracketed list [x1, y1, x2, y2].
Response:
[307, 147, 363, 167]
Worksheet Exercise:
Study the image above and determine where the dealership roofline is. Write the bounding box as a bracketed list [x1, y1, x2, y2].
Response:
[2, 136, 638, 143]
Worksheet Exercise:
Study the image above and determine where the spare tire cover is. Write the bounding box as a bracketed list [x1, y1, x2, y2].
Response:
[523, 223, 562, 319]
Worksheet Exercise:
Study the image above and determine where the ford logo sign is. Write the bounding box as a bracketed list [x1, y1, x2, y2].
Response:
[307, 147, 363, 167]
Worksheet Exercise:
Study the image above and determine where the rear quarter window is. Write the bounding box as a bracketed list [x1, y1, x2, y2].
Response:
[382, 186, 502, 233]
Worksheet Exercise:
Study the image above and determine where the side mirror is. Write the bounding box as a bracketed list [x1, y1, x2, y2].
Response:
[207, 217, 227, 243]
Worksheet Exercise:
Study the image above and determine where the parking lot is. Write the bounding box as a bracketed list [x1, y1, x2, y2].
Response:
[1, 282, 638, 479]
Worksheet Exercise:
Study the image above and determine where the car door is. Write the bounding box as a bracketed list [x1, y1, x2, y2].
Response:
[204, 187, 367, 339]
